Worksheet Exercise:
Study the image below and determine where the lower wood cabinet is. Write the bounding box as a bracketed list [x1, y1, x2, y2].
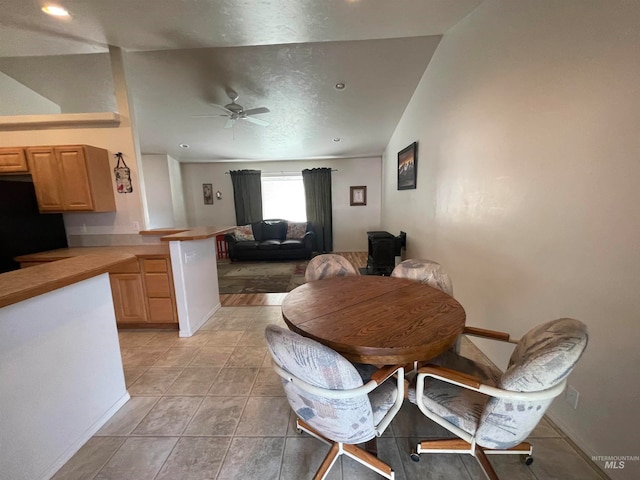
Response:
[141, 257, 178, 325]
[19, 254, 178, 329]
[110, 273, 148, 324]
[112, 255, 177, 328]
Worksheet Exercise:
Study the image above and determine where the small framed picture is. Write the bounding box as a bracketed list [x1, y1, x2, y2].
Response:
[398, 141, 418, 190]
[350, 186, 367, 206]
[203, 183, 213, 205]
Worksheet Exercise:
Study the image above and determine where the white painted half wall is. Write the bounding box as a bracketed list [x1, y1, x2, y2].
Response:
[168, 237, 220, 337]
[381, 2, 640, 478]
[181, 157, 383, 251]
[0, 274, 128, 480]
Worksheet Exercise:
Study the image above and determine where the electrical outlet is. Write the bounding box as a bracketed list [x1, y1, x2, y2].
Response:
[565, 385, 579, 409]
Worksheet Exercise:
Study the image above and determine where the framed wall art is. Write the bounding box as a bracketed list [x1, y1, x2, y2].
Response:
[397, 141, 418, 190]
[203, 183, 213, 205]
[350, 186, 367, 206]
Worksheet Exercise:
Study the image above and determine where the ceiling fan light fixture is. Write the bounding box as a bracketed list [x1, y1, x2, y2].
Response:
[334, 82, 346, 90]
[42, 5, 70, 17]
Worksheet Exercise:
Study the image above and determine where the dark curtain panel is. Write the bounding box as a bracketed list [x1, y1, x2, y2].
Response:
[302, 168, 333, 252]
[230, 170, 263, 225]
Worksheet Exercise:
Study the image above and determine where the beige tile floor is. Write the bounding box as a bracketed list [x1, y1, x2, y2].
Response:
[53, 306, 608, 480]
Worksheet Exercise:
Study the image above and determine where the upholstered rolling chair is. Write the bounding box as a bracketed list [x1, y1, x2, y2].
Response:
[265, 324, 405, 480]
[408, 318, 588, 480]
[304, 253, 358, 282]
[391, 259, 453, 296]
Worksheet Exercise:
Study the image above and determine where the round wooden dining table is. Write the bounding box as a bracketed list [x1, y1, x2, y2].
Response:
[281, 275, 466, 365]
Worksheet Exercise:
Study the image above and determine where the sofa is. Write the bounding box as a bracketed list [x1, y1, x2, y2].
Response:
[224, 219, 315, 261]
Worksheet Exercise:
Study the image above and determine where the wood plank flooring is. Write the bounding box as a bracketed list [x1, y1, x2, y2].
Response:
[220, 252, 367, 307]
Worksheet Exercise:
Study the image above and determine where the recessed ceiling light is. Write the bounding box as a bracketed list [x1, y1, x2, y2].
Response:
[179, 143, 190, 149]
[334, 83, 346, 90]
[333, 138, 341, 143]
[42, 5, 70, 17]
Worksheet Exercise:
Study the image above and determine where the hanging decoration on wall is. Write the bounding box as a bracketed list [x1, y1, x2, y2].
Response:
[113, 152, 133, 194]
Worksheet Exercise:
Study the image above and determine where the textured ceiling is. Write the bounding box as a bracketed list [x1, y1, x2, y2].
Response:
[0, 0, 483, 161]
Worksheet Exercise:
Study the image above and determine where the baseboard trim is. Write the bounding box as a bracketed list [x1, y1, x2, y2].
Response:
[38, 391, 130, 480]
[179, 302, 221, 337]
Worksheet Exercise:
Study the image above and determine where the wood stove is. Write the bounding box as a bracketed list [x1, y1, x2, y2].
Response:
[364, 231, 396, 275]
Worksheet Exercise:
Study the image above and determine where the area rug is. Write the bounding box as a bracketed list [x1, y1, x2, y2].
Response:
[217, 260, 308, 294]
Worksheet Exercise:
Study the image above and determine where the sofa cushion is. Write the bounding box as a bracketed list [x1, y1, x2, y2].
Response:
[235, 241, 259, 250]
[280, 239, 305, 250]
[286, 222, 307, 239]
[257, 240, 282, 250]
[259, 219, 287, 242]
[234, 224, 255, 241]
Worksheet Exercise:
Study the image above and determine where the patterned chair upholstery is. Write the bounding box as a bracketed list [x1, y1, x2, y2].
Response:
[265, 324, 405, 479]
[408, 318, 588, 480]
[391, 259, 453, 296]
[304, 253, 358, 282]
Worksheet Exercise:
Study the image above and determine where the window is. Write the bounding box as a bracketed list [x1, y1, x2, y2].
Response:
[261, 174, 307, 221]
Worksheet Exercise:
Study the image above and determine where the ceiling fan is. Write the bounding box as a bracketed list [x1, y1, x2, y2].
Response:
[194, 89, 270, 128]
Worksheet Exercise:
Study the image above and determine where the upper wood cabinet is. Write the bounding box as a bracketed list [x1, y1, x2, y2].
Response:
[0, 147, 29, 173]
[26, 145, 116, 213]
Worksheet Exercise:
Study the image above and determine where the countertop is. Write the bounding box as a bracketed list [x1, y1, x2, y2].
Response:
[158, 225, 235, 242]
[14, 245, 170, 262]
[0, 253, 137, 309]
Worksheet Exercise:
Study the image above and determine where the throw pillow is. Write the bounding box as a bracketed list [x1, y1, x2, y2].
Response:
[286, 222, 307, 240]
[234, 224, 255, 241]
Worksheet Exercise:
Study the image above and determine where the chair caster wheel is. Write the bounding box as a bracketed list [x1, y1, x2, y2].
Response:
[522, 455, 534, 466]
[410, 451, 420, 462]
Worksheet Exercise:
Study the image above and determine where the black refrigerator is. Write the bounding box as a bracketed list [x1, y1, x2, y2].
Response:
[0, 179, 68, 273]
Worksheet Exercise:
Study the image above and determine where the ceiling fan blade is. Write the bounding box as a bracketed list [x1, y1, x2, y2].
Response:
[242, 107, 270, 116]
[224, 117, 235, 129]
[243, 116, 269, 126]
[191, 114, 228, 118]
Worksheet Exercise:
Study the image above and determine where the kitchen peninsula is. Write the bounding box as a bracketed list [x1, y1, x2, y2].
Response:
[15, 225, 234, 337]
[0, 253, 135, 480]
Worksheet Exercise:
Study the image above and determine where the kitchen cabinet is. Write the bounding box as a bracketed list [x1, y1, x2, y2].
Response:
[108, 258, 147, 324]
[142, 257, 178, 324]
[26, 145, 116, 213]
[16, 249, 178, 329]
[110, 273, 148, 324]
[0, 148, 29, 173]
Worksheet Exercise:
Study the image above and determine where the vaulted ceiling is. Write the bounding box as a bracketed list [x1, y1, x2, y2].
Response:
[0, 0, 482, 161]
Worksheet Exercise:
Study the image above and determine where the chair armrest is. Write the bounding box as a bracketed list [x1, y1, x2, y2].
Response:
[417, 364, 482, 389]
[303, 231, 315, 249]
[463, 326, 518, 344]
[415, 364, 565, 401]
[271, 362, 405, 399]
[369, 363, 413, 385]
[223, 233, 237, 244]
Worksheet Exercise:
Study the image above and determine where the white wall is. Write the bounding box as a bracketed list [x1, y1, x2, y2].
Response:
[168, 155, 188, 228]
[0, 274, 128, 480]
[181, 157, 382, 251]
[169, 237, 221, 337]
[141, 154, 176, 228]
[382, 1, 640, 478]
[0, 71, 60, 115]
